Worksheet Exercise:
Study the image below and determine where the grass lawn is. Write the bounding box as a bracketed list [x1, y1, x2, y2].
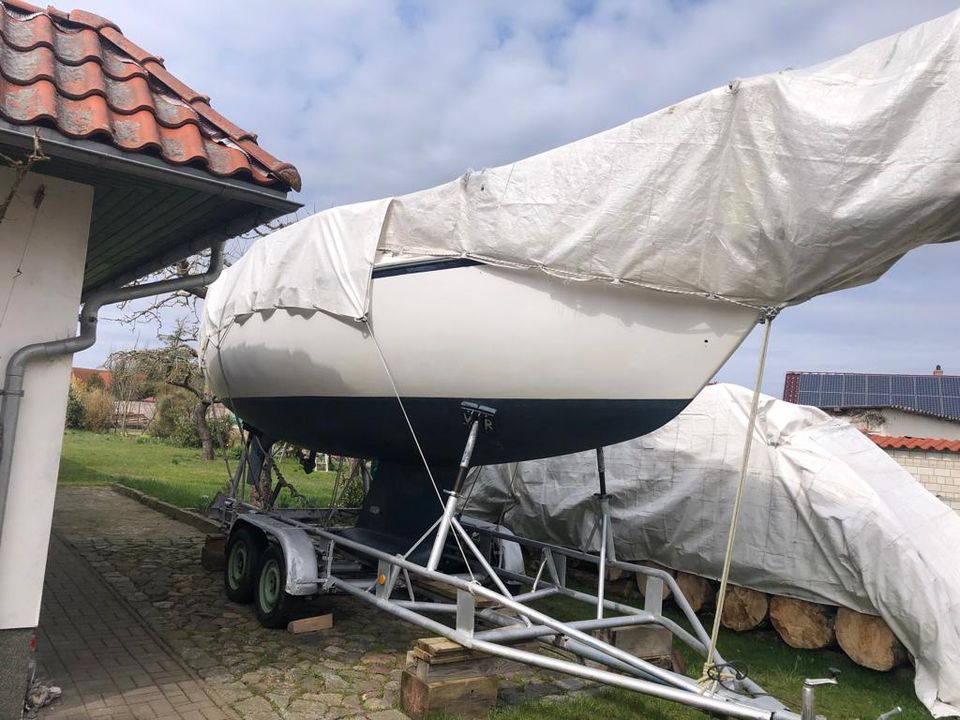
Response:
[58, 431, 928, 719]
[59, 429, 338, 510]
[492, 588, 927, 720]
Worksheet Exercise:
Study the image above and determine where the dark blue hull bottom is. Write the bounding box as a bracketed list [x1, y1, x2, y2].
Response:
[229, 396, 690, 465]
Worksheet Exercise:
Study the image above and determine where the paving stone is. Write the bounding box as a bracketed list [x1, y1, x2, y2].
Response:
[35, 491, 233, 720]
[367, 710, 411, 720]
[40, 487, 572, 720]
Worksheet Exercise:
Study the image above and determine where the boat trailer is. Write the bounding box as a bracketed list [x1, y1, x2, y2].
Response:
[211, 409, 901, 720]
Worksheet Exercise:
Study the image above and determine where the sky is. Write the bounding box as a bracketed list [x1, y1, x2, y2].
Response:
[72, 0, 960, 396]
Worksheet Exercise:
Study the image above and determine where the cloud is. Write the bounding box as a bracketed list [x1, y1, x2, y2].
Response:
[72, 0, 960, 388]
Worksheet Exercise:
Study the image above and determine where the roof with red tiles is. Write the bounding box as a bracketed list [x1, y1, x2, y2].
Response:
[868, 434, 960, 454]
[70, 366, 110, 387]
[0, 0, 300, 191]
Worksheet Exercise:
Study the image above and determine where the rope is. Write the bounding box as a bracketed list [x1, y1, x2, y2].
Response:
[362, 318, 476, 579]
[700, 313, 775, 691]
[364, 319, 444, 505]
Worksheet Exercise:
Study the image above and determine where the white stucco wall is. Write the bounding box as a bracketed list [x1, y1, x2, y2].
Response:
[0, 168, 93, 629]
[882, 409, 960, 441]
[829, 407, 960, 441]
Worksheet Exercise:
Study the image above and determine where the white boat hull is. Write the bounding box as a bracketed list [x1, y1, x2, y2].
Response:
[203, 261, 758, 464]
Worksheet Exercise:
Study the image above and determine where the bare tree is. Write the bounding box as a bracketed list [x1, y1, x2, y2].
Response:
[105, 343, 144, 434]
[109, 319, 216, 459]
[104, 211, 305, 457]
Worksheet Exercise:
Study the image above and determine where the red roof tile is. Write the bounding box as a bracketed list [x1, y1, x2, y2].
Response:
[70, 366, 111, 387]
[868, 434, 960, 453]
[0, 0, 300, 190]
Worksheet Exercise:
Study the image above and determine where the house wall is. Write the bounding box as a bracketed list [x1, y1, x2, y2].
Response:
[0, 168, 93, 631]
[883, 448, 960, 513]
[829, 408, 960, 440]
[881, 409, 960, 441]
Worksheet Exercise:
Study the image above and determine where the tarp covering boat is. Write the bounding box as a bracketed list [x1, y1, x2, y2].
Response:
[204, 9, 960, 335]
[460, 384, 960, 717]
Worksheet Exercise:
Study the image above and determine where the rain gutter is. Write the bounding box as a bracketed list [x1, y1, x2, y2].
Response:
[0, 241, 225, 542]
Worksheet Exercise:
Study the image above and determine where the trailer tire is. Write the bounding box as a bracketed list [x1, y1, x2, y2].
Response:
[255, 544, 298, 629]
[225, 526, 261, 603]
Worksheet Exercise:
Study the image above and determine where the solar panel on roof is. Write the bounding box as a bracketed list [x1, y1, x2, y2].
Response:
[786, 372, 960, 421]
[917, 376, 941, 395]
[891, 376, 914, 394]
[845, 376, 867, 394]
[945, 397, 960, 417]
[823, 376, 843, 393]
[917, 396, 943, 415]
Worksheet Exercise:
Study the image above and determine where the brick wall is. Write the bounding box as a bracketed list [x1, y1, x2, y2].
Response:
[883, 448, 960, 513]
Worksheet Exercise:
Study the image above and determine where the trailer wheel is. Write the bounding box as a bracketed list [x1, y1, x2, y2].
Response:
[225, 527, 261, 603]
[255, 544, 297, 629]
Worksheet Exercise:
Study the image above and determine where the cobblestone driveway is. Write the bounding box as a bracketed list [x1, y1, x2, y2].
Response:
[39, 487, 571, 720]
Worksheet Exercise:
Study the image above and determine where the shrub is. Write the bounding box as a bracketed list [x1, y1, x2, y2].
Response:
[149, 392, 233, 451]
[65, 386, 84, 429]
[149, 392, 194, 441]
[80, 388, 115, 432]
[82, 372, 105, 390]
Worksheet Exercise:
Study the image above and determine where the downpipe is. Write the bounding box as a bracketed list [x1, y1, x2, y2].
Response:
[0, 242, 225, 540]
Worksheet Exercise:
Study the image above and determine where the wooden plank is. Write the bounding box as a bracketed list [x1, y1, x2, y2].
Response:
[287, 614, 333, 634]
[401, 670, 498, 720]
[414, 579, 499, 608]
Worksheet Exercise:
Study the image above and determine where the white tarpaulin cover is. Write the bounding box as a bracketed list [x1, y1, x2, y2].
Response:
[205, 10, 960, 334]
[461, 384, 960, 717]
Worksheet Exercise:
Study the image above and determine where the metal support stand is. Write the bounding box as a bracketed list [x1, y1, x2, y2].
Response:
[426, 418, 480, 571]
[595, 447, 610, 620]
[214, 403, 882, 720]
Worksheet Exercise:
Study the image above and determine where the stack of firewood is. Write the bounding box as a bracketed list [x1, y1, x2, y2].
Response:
[625, 566, 908, 671]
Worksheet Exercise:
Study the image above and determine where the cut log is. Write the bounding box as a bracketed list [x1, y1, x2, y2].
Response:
[606, 564, 626, 581]
[674, 572, 716, 613]
[720, 586, 769, 631]
[634, 563, 676, 600]
[769, 597, 836, 649]
[835, 608, 907, 671]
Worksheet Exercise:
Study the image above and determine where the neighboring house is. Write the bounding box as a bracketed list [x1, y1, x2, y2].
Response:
[70, 366, 112, 388]
[784, 369, 960, 513]
[784, 367, 960, 428]
[114, 398, 156, 431]
[0, 1, 301, 714]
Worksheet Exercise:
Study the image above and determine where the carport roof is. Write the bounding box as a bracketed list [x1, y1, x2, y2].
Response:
[0, 0, 302, 293]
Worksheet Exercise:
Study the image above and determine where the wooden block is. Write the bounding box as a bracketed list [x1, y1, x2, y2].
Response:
[409, 637, 539, 682]
[401, 670, 498, 719]
[200, 534, 226, 571]
[596, 624, 672, 659]
[414, 579, 498, 608]
[287, 614, 333, 634]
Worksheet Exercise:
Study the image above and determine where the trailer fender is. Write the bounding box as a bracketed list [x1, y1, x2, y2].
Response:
[232, 515, 319, 596]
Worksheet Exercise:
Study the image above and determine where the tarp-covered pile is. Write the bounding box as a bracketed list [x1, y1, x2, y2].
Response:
[205, 10, 960, 334]
[461, 384, 960, 717]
